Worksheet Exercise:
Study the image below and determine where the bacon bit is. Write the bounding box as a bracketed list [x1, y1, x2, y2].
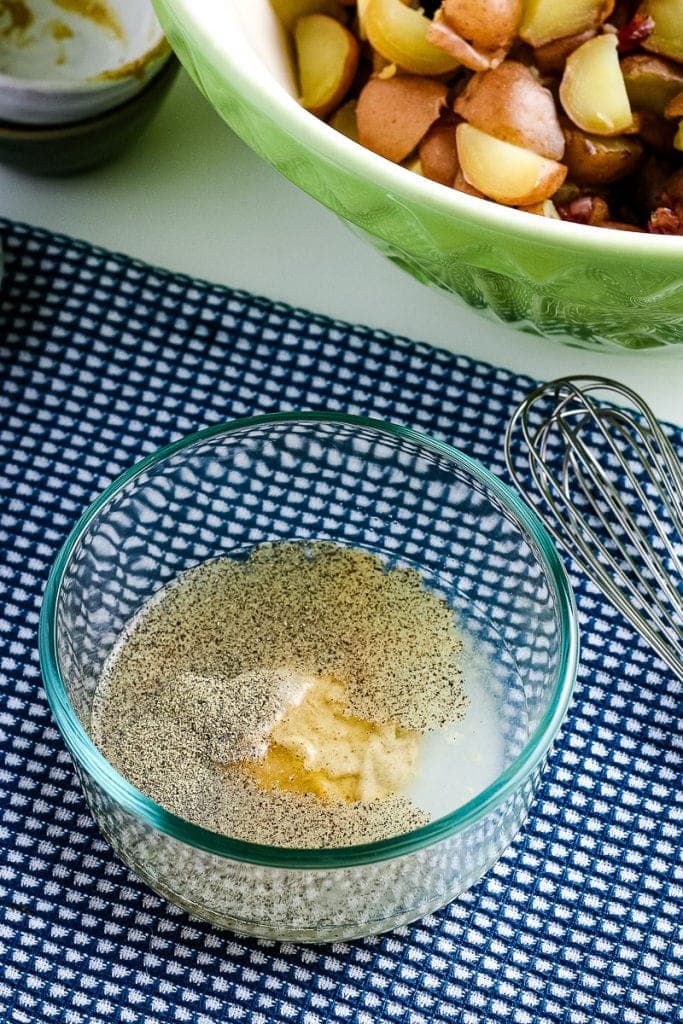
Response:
[648, 206, 683, 234]
[557, 196, 593, 223]
[617, 13, 655, 53]
[557, 196, 609, 225]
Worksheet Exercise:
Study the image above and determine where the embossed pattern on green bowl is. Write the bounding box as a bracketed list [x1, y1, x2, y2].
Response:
[154, 0, 683, 352]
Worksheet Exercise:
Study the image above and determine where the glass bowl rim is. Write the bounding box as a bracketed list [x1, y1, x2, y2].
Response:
[39, 411, 579, 870]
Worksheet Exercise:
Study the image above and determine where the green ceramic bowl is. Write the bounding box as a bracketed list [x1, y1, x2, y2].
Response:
[153, 0, 683, 352]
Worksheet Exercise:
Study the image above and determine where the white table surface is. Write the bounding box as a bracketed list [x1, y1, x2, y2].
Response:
[2, 69, 682, 426]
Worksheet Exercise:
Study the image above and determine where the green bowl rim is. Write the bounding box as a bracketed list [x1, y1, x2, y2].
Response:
[39, 411, 579, 869]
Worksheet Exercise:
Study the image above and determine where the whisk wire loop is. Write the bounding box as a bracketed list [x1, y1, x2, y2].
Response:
[561, 420, 683, 610]
[505, 376, 683, 681]
[524, 430, 682, 669]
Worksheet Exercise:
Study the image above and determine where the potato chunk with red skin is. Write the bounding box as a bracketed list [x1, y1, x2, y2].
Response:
[559, 33, 633, 135]
[427, 0, 521, 70]
[456, 123, 567, 205]
[441, 0, 521, 51]
[419, 117, 459, 185]
[356, 75, 448, 163]
[533, 29, 597, 75]
[519, 0, 614, 48]
[563, 125, 643, 184]
[622, 55, 683, 115]
[426, 17, 506, 71]
[454, 61, 565, 160]
[639, 0, 683, 63]
[363, 0, 460, 75]
[296, 14, 360, 119]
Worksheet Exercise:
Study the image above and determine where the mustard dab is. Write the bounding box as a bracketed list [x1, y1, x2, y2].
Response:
[245, 674, 421, 804]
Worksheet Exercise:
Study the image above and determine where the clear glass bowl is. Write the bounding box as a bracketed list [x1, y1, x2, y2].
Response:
[39, 413, 578, 942]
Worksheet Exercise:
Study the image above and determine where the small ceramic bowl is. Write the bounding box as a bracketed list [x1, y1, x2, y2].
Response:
[0, 0, 170, 126]
[40, 413, 578, 942]
[0, 53, 179, 174]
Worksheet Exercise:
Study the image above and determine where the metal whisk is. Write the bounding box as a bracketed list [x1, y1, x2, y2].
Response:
[505, 376, 683, 681]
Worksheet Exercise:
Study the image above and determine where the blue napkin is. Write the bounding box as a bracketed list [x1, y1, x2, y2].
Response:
[0, 218, 680, 1024]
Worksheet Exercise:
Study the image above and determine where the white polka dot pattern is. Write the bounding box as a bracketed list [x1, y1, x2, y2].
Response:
[0, 220, 680, 1024]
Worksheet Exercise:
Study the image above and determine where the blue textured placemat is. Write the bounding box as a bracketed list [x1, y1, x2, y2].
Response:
[0, 218, 680, 1024]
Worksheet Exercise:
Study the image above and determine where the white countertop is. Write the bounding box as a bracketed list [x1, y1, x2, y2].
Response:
[2, 70, 681, 425]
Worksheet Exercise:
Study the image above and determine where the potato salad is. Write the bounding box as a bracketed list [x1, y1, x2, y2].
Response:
[272, 0, 683, 233]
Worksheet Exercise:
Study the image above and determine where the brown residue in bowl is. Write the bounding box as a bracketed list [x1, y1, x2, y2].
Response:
[51, 0, 123, 41]
[49, 17, 72, 64]
[94, 35, 170, 82]
[0, 0, 34, 39]
[50, 17, 72, 40]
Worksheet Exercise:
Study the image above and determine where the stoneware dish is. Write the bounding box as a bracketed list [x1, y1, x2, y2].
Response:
[152, 0, 683, 352]
[39, 413, 578, 942]
[0, 54, 179, 175]
[0, 0, 170, 126]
